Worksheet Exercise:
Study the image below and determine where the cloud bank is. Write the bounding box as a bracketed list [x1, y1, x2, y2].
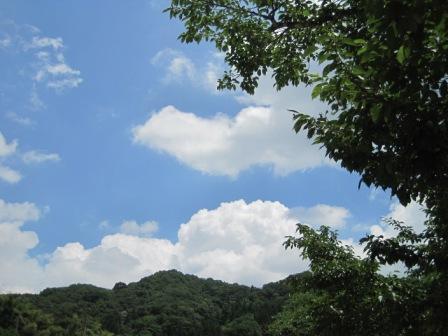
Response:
[0, 198, 352, 293]
[0, 197, 427, 293]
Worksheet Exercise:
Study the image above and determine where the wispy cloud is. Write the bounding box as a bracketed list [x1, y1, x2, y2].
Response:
[31, 42, 82, 91]
[120, 220, 159, 237]
[6, 112, 34, 126]
[151, 48, 224, 93]
[26, 36, 63, 50]
[22, 150, 61, 164]
[0, 132, 17, 157]
[0, 20, 83, 112]
[29, 87, 46, 110]
[0, 131, 61, 183]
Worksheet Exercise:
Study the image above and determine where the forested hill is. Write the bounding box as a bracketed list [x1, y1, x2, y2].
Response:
[0, 270, 304, 336]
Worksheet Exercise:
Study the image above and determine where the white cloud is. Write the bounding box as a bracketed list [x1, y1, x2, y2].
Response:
[291, 204, 351, 229]
[13, 198, 426, 294]
[1, 199, 355, 293]
[0, 131, 61, 182]
[151, 49, 223, 93]
[0, 20, 82, 102]
[140, 53, 331, 176]
[33, 53, 83, 91]
[27, 36, 63, 50]
[0, 132, 17, 157]
[0, 132, 21, 184]
[370, 201, 427, 238]
[22, 150, 61, 164]
[0, 199, 43, 293]
[133, 105, 329, 176]
[175, 200, 304, 285]
[0, 199, 40, 223]
[120, 220, 158, 237]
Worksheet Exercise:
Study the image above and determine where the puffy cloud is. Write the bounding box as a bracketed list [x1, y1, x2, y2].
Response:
[0, 199, 43, 293]
[133, 105, 329, 176]
[1, 199, 355, 293]
[43, 236, 176, 289]
[22, 150, 61, 164]
[175, 200, 302, 284]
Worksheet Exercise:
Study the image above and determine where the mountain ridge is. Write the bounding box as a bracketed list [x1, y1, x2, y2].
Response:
[1, 269, 306, 336]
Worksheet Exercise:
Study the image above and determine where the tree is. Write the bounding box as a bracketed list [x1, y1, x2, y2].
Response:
[166, 0, 448, 334]
[270, 225, 427, 336]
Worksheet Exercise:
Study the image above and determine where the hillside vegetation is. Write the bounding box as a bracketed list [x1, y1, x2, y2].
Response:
[0, 270, 305, 335]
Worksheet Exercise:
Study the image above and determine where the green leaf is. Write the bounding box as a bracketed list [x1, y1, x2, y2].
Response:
[323, 63, 336, 77]
[311, 83, 324, 99]
[396, 45, 410, 64]
[370, 105, 381, 123]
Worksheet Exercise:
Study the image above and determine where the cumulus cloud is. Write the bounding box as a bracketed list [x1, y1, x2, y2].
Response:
[22, 150, 61, 164]
[0, 199, 356, 293]
[0, 199, 43, 293]
[133, 105, 329, 176]
[0, 197, 428, 293]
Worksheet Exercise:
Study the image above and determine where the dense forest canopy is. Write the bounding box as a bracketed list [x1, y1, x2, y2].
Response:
[0, 270, 301, 336]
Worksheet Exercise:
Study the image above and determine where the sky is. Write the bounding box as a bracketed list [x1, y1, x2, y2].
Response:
[0, 0, 426, 293]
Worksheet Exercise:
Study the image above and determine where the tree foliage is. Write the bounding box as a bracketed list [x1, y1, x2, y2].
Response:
[0, 270, 292, 336]
[166, 0, 448, 334]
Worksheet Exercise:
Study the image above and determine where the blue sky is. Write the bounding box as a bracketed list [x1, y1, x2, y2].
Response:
[0, 0, 424, 293]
